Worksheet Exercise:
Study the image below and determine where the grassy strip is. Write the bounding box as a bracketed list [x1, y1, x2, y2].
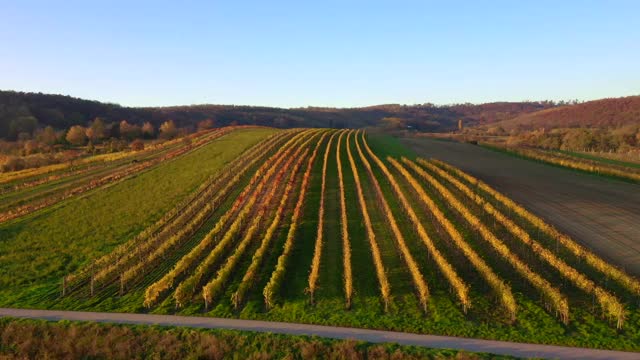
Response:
[480, 143, 640, 183]
[263, 132, 327, 308]
[345, 130, 392, 311]
[0, 318, 502, 359]
[336, 130, 354, 308]
[355, 131, 430, 312]
[556, 150, 640, 169]
[361, 133, 470, 312]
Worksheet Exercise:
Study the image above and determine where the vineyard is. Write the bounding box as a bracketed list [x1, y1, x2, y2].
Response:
[0, 126, 246, 224]
[481, 143, 640, 183]
[1, 127, 639, 350]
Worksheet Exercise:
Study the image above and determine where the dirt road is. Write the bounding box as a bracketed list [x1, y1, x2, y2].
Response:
[402, 137, 640, 276]
[1, 308, 638, 359]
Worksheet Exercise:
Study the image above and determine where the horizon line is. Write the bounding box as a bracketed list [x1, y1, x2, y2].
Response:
[2, 88, 639, 110]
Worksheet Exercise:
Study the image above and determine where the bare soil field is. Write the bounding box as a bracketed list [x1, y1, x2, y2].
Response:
[402, 137, 640, 277]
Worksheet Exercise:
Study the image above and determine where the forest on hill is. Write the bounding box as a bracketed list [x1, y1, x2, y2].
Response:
[0, 90, 556, 141]
[468, 96, 640, 154]
[484, 96, 640, 132]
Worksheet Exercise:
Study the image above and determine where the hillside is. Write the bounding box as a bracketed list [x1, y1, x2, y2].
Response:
[0, 90, 555, 140]
[485, 96, 640, 132]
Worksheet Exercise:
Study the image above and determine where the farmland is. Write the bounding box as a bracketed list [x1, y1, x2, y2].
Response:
[402, 137, 640, 277]
[1, 127, 639, 351]
[480, 143, 640, 183]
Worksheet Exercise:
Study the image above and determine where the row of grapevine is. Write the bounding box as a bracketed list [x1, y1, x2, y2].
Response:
[231, 146, 311, 309]
[91, 129, 297, 289]
[387, 158, 517, 321]
[143, 130, 311, 307]
[344, 131, 392, 311]
[485, 144, 640, 182]
[353, 132, 430, 312]
[420, 158, 626, 328]
[202, 151, 310, 308]
[67, 128, 294, 288]
[1, 126, 236, 224]
[0, 125, 229, 186]
[63, 126, 284, 295]
[431, 159, 640, 295]
[336, 131, 353, 308]
[359, 133, 471, 312]
[404, 158, 569, 323]
[122, 138, 296, 290]
[263, 132, 328, 308]
[307, 131, 339, 303]
[173, 130, 321, 307]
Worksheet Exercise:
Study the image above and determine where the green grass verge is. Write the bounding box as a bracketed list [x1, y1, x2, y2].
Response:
[555, 150, 640, 169]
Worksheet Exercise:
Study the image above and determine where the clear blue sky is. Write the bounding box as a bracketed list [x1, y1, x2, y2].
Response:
[1, 1, 639, 108]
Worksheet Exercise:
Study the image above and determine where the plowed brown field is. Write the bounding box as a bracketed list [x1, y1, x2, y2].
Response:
[402, 137, 640, 276]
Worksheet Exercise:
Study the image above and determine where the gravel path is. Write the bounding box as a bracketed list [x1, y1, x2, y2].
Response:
[1, 308, 638, 359]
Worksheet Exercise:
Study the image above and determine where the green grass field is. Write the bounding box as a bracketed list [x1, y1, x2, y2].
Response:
[1, 127, 639, 352]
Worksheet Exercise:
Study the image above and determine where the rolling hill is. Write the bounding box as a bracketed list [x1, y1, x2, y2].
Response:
[0, 90, 555, 140]
[483, 96, 640, 132]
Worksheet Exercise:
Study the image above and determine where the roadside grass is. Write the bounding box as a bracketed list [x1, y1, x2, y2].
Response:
[0, 317, 506, 359]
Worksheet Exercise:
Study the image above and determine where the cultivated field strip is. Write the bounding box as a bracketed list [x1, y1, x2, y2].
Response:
[0, 129, 211, 198]
[173, 130, 322, 307]
[307, 131, 338, 303]
[119, 132, 301, 290]
[336, 131, 353, 308]
[405, 158, 569, 323]
[231, 146, 310, 309]
[388, 158, 518, 321]
[71, 129, 297, 292]
[483, 144, 640, 183]
[263, 131, 328, 308]
[345, 130, 392, 311]
[202, 150, 311, 307]
[0, 127, 237, 224]
[354, 131, 430, 312]
[143, 131, 309, 307]
[0, 127, 235, 187]
[0, 131, 187, 187]
[360, 134, 471, 312]
[420, 158, 626, 328]
[430, 159, 640, 295]
[69, 129, 299, 295]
